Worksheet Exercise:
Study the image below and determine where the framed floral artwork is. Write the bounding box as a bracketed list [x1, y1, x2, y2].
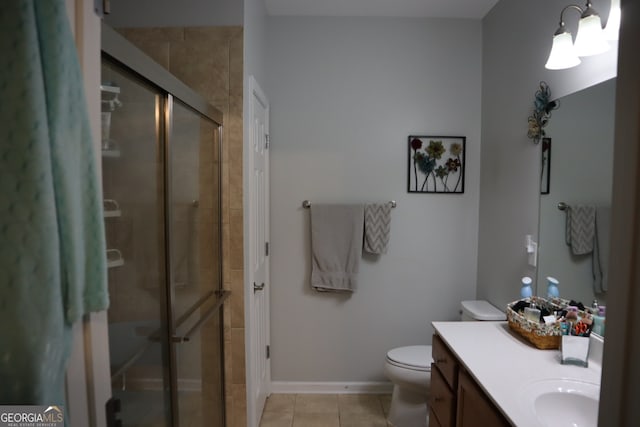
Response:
[408, 135, 466, 194]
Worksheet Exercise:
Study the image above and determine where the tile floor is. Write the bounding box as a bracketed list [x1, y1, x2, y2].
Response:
[259, 394, 392, 427]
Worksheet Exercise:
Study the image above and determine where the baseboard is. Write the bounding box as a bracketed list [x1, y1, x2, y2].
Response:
[270, 381, 393, 394]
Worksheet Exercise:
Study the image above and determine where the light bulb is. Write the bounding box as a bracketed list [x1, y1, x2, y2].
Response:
[602, 0, 621, 41]
[574, 11, 610, 56]
[545, 31, 581, 70]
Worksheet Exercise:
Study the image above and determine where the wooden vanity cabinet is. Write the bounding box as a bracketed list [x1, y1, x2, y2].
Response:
[429, 334, 458, 427]
[457, 368, 511, 427]
[430, 334, 511, 427]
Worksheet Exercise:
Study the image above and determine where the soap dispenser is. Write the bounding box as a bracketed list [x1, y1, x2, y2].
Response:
[546, 276, 560, 299]
[520, 276, 533, 298]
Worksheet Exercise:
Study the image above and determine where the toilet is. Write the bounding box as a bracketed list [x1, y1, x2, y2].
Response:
[384, 300, 505, 427]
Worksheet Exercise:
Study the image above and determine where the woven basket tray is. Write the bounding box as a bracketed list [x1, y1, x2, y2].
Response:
[506, 297, 566, 350]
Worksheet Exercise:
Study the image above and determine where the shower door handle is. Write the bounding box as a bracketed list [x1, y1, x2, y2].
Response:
[253, 282, 265, 292]
[173, 290, 230, 343]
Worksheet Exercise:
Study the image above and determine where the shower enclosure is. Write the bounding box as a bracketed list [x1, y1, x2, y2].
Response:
[100, 26, 226, 427]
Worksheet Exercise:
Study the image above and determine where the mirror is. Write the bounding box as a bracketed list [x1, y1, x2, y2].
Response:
[536, 78, 616, 307]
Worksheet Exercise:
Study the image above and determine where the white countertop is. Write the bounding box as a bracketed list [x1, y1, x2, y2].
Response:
[432, 321, 602, 427]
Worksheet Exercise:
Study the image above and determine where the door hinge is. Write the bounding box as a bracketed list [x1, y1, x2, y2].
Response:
[265, 241, 269, 256]
[266, 345, 270, 359]
[265, 134, 270, 149]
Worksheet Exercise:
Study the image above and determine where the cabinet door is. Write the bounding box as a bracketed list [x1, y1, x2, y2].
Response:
[429, 364, 456, 427]
[429, 407, 444, 427]
[456, 369, 511, 427]
[432, 334, 459, 390]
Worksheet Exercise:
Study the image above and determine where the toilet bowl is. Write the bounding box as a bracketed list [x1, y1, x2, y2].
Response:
[384, 345, 432, 427]
[384, 300, 505, 427]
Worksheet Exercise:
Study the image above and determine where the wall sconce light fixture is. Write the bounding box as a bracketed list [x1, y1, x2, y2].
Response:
[545, 0, 620, 70]
[602, 0, 621, 41]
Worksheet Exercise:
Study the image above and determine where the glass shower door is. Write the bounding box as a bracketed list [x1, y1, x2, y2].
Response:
[102, 60, 171, 426]
[168, 100, 225, 427]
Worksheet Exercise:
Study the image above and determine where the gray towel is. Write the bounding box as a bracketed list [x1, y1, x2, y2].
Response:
[565, 205, 596, 255]
[310, 204, 364, 292]
[364, 203, 392, 254]
[593, 206, 610, 293]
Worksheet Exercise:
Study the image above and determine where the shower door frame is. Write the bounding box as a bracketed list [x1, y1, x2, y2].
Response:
[101, 24, 226, 427]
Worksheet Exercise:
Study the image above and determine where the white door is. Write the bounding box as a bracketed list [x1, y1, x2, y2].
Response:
[247, 76, 270, 427]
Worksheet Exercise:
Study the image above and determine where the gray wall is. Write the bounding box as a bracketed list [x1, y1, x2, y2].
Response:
[105, 0, 243, 27]
[244, 0, 267, 85]
[477, 0, 618, 309]
[265, 16, 482, 382]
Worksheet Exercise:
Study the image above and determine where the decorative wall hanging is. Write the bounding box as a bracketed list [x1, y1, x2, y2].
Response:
[541, 137, 552, 194]
[408, 135, 466, 194]
[527, 81, 559, 144]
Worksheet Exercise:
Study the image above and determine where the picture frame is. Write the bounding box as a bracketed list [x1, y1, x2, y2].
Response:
[540, 137, 551, 195]
[407, 135, 466, 194]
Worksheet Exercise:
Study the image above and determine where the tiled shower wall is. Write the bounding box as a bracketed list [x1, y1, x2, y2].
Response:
[118, 27, 246, 426]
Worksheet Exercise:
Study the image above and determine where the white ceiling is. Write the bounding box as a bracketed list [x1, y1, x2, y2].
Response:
[264, 0, 500, 19]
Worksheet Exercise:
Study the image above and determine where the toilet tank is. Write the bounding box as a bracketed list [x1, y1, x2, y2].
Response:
[460, 300, 506, 321]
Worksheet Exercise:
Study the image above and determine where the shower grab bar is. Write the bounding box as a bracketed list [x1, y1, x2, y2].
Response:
[302, 200, 396, 208]
[110, 341, 153, 383]
[143, 290, 216, 344]
[174, 290, 215, 328]
[175, 290, 230, 343]
[110, 289, 227, 382]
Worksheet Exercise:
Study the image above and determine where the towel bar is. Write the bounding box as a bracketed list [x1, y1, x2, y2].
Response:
[302, 200, 396, 208]
[557, 202, 568, 211]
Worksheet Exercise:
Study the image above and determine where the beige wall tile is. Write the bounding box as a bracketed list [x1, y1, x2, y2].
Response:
[168, 41, 229, 111]
[229, 160, 243, 211]
[221, 159, 230, 225]
[223, 224, 232, 279]
[230, 209, 244, 270]
[118, 25, 246, 426]
[232, 384, 247, 427]
[231, 327, 246, 384]
[229, 31, 244, 92]
[230, 269, 245, 328]
[185, 26, 242, 44]
[120, 27, 185, 43]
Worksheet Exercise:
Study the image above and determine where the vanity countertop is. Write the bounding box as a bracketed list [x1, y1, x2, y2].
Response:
[432, 321, 601, 427]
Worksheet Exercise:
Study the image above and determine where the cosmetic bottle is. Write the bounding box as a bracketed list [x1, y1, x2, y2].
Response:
[546, 276, 560, 298]
[520, 276, 533, 298]
[524, 301, 541, 323]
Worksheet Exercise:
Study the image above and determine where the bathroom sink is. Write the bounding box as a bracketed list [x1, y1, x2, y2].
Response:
[519, 379, 600, 427]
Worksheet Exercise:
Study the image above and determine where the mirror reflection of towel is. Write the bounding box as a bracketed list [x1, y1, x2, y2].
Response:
[565, 205, 596, 255]
[594, 206, 610, 293]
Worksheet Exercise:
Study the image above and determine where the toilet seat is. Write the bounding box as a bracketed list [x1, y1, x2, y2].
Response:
[386, 345, 432, 372]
